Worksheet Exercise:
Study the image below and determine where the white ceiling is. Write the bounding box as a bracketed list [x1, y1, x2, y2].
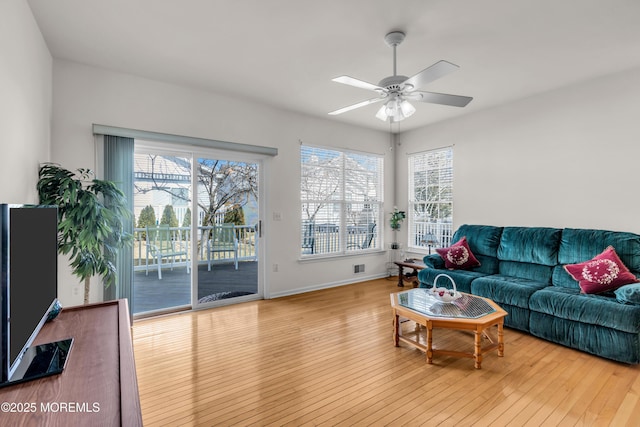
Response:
[27, 0, 640, 133]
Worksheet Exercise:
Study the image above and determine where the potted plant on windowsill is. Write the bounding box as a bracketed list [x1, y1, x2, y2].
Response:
[37, 163, 132, 304]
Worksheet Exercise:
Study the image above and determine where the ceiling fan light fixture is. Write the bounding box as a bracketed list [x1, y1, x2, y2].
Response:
[400, 99, 416, 117]
[391, 111, 407, 122]
[386, 98, 399, 114]
[375, 104, 389, 121]
[375, 97, 414, 122]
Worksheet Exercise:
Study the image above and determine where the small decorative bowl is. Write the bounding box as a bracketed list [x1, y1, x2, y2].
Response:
[430, 274, 462, 303]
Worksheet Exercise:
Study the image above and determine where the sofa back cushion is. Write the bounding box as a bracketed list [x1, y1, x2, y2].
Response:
[474, 255, 500, 275]
[552, 266, 580, 289]
[497, 227, 562, 266]
[451, 224, 503, 258]
[554, 228, 640, 288]
[499, 261, 554, 284]
[558, 228, 640, 270]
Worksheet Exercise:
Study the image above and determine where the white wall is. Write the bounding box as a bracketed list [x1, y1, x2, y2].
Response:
[397, 67, 640, 259]
[52, 60, 393, 306]
[0, 0, 52, 203]
[24, 1, 639, 305]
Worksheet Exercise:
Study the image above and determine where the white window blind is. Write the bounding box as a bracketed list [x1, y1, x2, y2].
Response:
[408, 147, 454, 251]
[301, 145, 383, 256]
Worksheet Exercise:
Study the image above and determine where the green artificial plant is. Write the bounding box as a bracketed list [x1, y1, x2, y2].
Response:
[37, 163, 132, 304]
[390, 207, 406, 230]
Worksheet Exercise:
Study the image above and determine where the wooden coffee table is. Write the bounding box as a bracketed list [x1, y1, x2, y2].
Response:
[390, 289, 507, 369]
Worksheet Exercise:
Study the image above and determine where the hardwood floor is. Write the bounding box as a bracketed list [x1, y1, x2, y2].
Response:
[132, 278, 640, 426]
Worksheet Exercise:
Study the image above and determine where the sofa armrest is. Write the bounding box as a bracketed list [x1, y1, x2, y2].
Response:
[423, 253, 444, 269]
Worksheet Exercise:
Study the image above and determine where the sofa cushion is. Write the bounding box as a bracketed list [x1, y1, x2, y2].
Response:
[529, 311, 640, 364]
[552, 266, 581, 290]
[436, 236, 480, 270]
[422, 253, 444, 269]
[497, 227, 561, 266]
[471, 275, 548, 309]
[558, 228, 640, 272]
[423, 253, 497, 274]
[451, 224, 503, 258]
[497, 303, 529, 332]
[564, 246, 639, 294]
[473, 255, 500, 275]
[529, 287, 640, 334]
[418, 268, 486, 294]
[499, 260, 554, 284]
[615, 283, 640, 305]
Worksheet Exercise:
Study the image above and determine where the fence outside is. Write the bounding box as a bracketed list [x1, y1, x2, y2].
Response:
[135, 222, 452, 269]
[411, 221, 454, 249]
[302, 223, 378, 255]
[301, 221, 454, 256]
[134, 225, 257, 272]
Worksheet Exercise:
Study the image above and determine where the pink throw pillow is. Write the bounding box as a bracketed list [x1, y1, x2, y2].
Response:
[564, 246, 639, 294]
[436, 237, 481, 270]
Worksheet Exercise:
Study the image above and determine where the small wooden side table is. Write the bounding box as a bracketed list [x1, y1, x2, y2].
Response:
[394, 259, 426, 287]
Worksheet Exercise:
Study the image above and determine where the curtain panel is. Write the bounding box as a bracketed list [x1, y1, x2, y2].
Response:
[103, 135, 134, 315]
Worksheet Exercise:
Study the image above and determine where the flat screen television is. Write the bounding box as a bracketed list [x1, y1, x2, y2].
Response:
[0, 204, 73, 387]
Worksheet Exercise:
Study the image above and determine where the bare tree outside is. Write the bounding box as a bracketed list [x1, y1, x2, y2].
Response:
[411, 151, 453, 222]
[301, 154, 340, 222]
[197, 159, 257, 227]
[134, 154, 191, 204]
[133, 154, 258, 228]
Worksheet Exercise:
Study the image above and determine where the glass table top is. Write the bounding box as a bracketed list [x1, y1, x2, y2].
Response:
[397, 288, 496, 318]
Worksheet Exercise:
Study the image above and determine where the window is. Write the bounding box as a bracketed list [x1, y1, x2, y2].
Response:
[301, 145, 383, 257]
[408, 147, 454, 251]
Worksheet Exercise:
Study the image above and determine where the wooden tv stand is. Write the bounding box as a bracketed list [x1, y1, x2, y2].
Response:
[0, 299, 142, 426]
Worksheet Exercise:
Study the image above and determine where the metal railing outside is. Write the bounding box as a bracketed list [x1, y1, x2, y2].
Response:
[411, 221, 454, 250]
[134, 225, 257, 272]
[302, 223, 378, 255]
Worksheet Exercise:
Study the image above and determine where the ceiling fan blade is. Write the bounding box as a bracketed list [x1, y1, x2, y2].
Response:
[411, 91, 473, 107]
[332, 76, 384, 92]
[328, 97, 386, 115]
[403, 60, 460, 91]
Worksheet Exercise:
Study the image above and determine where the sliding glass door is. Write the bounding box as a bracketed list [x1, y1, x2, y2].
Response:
[132, 144, 262, 316]
[194, 157, 259, 307]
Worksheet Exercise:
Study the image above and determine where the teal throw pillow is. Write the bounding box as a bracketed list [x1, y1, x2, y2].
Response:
[614, 283, 640, 305]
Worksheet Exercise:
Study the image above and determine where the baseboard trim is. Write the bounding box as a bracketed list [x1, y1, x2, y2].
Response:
[268, 273, 389, 299]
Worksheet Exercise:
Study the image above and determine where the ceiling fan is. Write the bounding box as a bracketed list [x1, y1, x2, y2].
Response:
[328, 31, 473, 122]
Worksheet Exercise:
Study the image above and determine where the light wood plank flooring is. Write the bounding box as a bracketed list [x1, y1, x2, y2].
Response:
[132, 278, 640, 426]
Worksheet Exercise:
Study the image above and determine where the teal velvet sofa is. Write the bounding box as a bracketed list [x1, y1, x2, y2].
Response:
[417, 224, 640, 364]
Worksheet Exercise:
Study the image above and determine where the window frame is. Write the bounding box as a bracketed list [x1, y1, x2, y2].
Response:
[407, 146, 454, 252]
[300, 144, 384, 258]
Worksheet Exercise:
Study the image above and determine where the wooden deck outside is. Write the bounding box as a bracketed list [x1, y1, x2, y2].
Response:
[132, 261, 258, 315]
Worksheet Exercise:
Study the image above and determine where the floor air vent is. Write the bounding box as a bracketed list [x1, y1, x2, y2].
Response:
[354, 264, 365, 274]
